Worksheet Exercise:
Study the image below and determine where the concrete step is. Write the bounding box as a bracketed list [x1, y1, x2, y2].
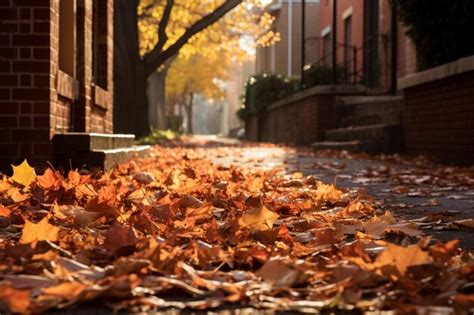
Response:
[53, 133, 135, 153]
[312, 140, 380, 153]
[54, 145, 151, 170]
[324, 124, 402, 153]
[340, 110, 402, 128]
[337, 95, 403, 117]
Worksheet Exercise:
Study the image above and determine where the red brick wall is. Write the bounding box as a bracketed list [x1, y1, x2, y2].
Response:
[0, 0, 53, 169]
[403, 71, 474, 163]
[319, 0, 364, 72]
[245, 94, 337, 146]
[0, 0, 114, 172]
[318, 0, 417, 90]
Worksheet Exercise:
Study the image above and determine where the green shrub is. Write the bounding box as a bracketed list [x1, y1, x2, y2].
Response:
[304, 64, 345, 87]
[138, 129, 181, 145]
[391, 0, 474, 70]
[237, 74, 299, 119]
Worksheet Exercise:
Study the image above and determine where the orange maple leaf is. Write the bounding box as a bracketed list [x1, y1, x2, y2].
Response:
[19, 216, 60, 245]
[37, 168, 62, 190]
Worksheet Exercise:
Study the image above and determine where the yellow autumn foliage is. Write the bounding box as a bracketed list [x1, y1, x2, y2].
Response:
[138, 0, 279, 60]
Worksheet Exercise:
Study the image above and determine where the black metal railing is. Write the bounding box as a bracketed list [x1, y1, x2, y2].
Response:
[303, 34, 391, 90]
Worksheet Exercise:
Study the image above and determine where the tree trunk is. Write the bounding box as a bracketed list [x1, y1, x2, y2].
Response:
[114, 0, 150, 137]
[147, 70, 167, 130]
[147, 56, 175, 130]
[185, 93, 194, 134]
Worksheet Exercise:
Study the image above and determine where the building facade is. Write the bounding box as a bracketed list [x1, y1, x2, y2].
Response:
[0, 0, 114, 171]
[318, 0, 417, 91]
[256, 0, 321, 77]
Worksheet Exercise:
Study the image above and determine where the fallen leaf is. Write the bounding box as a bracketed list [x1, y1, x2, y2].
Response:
[450, 219, 474, 229]
[0, 205, 11, 217]
[41, 282, 87, 299]
[86, 185, 117, 216]
[104, 222, 140, 253]
[133, 172, 155, 185]
[256, 257, 307, 287]
[374, 244, 433, 280]
[239, 204, 279, 231]
[37, 168, 62, 190]
[19, 216, 60, 245]
[315, 183, 343, 202]
[0, 285, 31, 313]
[10, 159, 36, 187]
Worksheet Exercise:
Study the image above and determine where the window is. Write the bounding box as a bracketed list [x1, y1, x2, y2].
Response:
[92, 0, 108, 89]
[59, 0, 76, 76]
[344, 15, 352, 81]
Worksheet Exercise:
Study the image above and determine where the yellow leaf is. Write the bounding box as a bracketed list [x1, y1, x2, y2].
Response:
[239, 204, 279, 231]
[11, 159, 36, 187]
[315, 183, 343, 202]
[19, 216, 60, 245]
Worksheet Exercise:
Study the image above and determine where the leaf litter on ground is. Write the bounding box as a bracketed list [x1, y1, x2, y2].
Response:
[0, 141, 473, 314]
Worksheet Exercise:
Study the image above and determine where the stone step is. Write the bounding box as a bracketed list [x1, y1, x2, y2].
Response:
[324, 124, 402, 153]
[53, 133, 135, 153]
[325, 124, 400, 141]
[54, 145, 151, 170]
[312, 140, 380, 153]
[339, 110, 402, 128]
[337, 95, 403, 117]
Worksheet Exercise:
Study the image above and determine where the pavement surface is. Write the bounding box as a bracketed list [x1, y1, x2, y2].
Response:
[192, 135, 474, 250]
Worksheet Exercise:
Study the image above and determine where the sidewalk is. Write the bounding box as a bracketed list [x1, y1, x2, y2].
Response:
[199, 136, 474, 249]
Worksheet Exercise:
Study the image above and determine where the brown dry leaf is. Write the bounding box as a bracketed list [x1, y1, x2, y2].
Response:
[10, 159, 36, 187]
[340, 200, 375, 218]
[0, 285, 31, 313]
[104, 222, 140, 253]
[86, 185, 117, 216]
[19, 216, 60, 245]
[364, 211, 422, 238]
[239, 204, 279, 231]
[41, 282, 87, 299]
[451, 219, 474, 229]
[256, 257, 307, 287]
[373, 244, 433, 280]
[429, 239, 459, 263]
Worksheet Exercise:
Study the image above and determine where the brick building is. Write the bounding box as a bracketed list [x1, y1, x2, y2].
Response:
[256, 0, 321, 77]
[0, 0, 114, 171]
[318, 0, 417, 91]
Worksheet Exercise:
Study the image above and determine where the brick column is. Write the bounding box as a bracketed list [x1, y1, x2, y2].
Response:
[0, 0, 53, 171]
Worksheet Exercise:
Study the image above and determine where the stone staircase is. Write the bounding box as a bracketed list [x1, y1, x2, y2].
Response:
[312, 95, 403, 154]
[53, 133, 150, 170]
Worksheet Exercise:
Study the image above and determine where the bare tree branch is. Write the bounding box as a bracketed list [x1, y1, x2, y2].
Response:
[143, 0, 243, 77]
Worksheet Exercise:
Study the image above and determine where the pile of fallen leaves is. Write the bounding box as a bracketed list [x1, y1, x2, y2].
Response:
[0, 146, 473, 314]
